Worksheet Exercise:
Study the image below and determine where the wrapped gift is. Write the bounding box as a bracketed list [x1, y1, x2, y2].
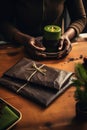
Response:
[0, 58, 73, 107]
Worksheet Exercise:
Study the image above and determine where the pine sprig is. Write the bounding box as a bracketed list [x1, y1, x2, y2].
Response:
[72, 63, 87, 103]
[75, 63, 87, 83]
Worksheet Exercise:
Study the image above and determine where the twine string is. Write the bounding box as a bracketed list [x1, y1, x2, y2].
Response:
[17, 62, 46, 93]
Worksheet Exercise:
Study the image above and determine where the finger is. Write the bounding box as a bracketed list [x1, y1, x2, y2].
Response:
[58, 38, 64, 50]
[57, 44, 72, 59]
[65, 39, 71, 51]
[35, 51, 47, 58]
[66, 44, 72, 54]
[30, 39, 46, 51]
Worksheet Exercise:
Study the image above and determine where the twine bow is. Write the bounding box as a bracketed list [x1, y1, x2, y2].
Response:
[17, 62, 46, 92]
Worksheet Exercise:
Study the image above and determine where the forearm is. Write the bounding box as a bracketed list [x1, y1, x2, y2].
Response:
[66, 0, 86, 36]
[62, 28, 76, 40]
[0, 22, 32, 45]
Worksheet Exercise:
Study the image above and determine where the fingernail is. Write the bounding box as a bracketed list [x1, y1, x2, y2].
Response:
[58, 47, 62, 50]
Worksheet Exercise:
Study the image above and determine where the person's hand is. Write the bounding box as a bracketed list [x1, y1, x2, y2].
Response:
[57, 34, 72, 59]
[25, 37, 46, 60]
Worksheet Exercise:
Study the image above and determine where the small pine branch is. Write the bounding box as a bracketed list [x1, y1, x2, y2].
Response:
[75, 63, 87, 83]
[72, 63, 87, 103]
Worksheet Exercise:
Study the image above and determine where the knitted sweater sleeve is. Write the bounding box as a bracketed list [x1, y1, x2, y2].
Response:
[66, 0, 86, 36]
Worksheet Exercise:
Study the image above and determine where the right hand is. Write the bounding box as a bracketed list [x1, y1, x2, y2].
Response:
[25, 37, 46, 60]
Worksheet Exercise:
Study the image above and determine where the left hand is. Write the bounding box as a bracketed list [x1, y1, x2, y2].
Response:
[57, 34, 72, 59]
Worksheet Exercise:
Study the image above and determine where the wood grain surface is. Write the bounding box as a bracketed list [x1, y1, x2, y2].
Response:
[0, 42, 87, 130]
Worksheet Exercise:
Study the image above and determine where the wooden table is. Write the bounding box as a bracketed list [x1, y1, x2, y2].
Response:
[0, 42, 87, 130]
